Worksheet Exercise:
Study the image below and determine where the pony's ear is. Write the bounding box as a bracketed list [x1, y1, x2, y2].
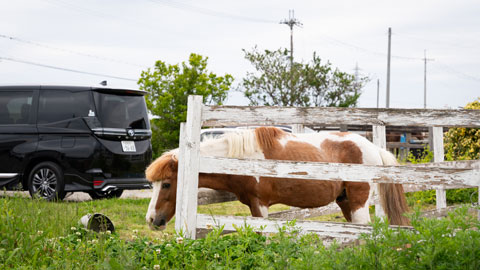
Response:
[145, 153, 178, 182]
[254, 126, 286, 151]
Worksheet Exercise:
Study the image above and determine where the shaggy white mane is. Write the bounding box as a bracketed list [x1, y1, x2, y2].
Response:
[200, 129, 260, 158]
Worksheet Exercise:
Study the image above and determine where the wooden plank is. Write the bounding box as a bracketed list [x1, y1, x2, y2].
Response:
[291, 124, 304, 134]
[202, 106, 480, 128]
[372, 125, 386, 217]
[174, 123, 187, 231]
[403, 184, 467, 193]
[199, 156, 480, 188]
[175, 96, 203, 239]
[410, 160, 480, 170]
[431, 127, 447, 210]
[387, 142, 427, 148]
[197, 188, 237, 205]
[196, 214, 376, 243]
[269, 203, 341, 219]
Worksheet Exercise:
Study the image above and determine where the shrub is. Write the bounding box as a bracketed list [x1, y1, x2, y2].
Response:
[444, 98, 480, 161]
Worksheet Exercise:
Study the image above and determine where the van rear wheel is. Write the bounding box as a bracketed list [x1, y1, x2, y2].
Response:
[28, 162, 65, 201]
[88, 189, 123, 200]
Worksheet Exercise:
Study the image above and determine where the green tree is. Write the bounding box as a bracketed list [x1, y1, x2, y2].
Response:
[241, 47, 366, 107]
[444, 98, 480, 160]
[138, 53, 233, 157]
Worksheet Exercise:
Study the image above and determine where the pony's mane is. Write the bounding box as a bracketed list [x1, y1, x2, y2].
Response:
[146, 127, 287, 181]
[221, 126, 286, 158]
[254, 126, 286, 151]
[145, 150, 178, 182]
[222, 129, 258, 158]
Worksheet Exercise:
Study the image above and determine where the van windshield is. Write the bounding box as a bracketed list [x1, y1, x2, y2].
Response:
[93, 91, 150, 129]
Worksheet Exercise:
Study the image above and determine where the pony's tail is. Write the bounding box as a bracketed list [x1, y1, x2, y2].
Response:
[378, 149, 410, 226]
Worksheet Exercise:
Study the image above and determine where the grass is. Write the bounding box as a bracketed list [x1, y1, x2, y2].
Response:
[1, 192, 479, 269]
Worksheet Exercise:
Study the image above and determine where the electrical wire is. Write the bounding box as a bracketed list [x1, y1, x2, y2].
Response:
[39, 0, 171, 35]
[146, 0, 277, 23]
[0, 34, 145, 68]
[0, 56, 137, 82]
[318, 34, 423, 61]
[432, 62, 480, 83]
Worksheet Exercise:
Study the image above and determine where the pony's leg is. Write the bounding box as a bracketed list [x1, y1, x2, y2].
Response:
[248, 197, 269, 218]
[336, 199, 352, 222]
[345, 182, 371, 224]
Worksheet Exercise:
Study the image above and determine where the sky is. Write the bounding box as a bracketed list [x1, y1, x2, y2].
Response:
[0, 0, 479, 109]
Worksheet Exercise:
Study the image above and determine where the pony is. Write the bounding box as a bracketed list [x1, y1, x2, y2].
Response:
[145, 126, 409, 230]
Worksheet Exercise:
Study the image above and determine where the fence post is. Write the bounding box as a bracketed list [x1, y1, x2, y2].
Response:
[291, 124, 304, 134]
[430, 126, 447, 210]
[372, 125, 386, 217]
[175, 95, 203, 239]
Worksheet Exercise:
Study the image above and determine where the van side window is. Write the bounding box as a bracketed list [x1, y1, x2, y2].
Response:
[38, 90, 93, 124]
[0, 91, 33, 125]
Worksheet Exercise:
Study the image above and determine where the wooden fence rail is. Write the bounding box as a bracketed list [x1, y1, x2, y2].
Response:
[176, 95, 480, 239]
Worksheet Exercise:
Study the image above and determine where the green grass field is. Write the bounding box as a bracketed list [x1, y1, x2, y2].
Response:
[1, 191, 479, 269]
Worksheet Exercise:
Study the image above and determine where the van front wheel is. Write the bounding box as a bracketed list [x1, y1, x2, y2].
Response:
[28, 162, 66, 201]
[88, 189, 123, 200]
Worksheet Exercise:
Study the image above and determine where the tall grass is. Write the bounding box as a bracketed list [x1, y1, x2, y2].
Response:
[1, 194, 479, 269]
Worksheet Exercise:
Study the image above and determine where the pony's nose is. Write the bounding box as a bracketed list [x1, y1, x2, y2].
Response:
[153, 217, 166, 227]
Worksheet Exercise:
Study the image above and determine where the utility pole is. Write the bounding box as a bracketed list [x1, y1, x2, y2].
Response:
[280, 10, 302, 93]
[386, 27, 392, 108]
[353, 62, 361, 96]
[376, 79, 380, 108]
[423, 50, 434, 109]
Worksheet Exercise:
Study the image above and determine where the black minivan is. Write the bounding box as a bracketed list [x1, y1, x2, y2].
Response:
[0, 85, 152, 200]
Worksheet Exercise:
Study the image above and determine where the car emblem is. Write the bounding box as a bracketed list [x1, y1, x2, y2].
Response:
[127, 129, 135, 137]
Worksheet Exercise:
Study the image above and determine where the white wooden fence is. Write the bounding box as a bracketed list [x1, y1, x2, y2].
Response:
[175, 95, 480, 240]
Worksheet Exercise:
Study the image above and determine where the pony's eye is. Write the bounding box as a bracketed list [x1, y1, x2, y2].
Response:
[162, 183, 171, 189]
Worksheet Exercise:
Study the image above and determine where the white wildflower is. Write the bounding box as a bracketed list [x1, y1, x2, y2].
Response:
[176, 237, 184, 244]
[153, 265, 160, 270]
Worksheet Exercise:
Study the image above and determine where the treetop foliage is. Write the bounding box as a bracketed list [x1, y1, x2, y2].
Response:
[241, 47, 367, 107]
[138, 53, 233, 157]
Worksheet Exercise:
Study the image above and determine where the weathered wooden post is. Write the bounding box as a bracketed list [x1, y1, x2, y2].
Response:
[175, 95, 203, 239]
[291, 124, 304, 134]
[431, 126, 447, 210]
[372, 125, 387, 217]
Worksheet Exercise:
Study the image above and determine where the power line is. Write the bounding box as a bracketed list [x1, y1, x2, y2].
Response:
[0, 56, 137, 82]
[0, 34, 145, 68]
[146, 0, 277, 23]
[433, 62, 480, 83]
[318, 34, 423, 61]
[39, 0, 170, 35]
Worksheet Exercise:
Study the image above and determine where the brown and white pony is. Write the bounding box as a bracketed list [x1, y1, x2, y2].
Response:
[145, 126, 409, 230]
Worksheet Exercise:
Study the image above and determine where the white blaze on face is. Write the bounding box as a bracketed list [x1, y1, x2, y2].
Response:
[146, 181, 162, 224]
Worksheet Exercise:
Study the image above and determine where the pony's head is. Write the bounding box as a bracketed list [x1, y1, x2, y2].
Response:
[145, 151, 179, 230]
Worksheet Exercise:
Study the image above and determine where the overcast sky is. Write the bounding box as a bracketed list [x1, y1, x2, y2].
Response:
[1, 0, 479, 109]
